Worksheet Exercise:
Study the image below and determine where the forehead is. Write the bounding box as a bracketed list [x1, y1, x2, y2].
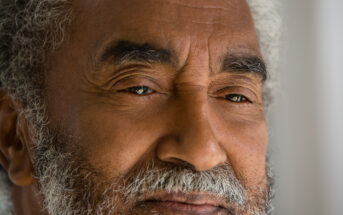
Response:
[71, 0, 259, 64]
[76, 0, 253, 28]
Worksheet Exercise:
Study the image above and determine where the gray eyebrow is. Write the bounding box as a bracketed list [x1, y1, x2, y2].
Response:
[100, 40, 173, 67]
[99, 40, 267, 81]
[222, 55, 268, 82]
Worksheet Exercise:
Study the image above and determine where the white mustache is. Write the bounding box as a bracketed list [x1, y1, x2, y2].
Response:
[116, 161, 246, 206]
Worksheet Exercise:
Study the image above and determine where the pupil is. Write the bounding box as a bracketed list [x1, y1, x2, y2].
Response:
[135, 86, 146, 94]
[226, 94, 242, 102]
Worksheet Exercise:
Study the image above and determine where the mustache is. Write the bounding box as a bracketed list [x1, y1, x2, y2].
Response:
[113, 160, 246, 206]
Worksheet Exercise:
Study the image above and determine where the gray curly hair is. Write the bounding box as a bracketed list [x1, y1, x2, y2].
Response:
[0, 0, 281, 214]
[0, 0, 72, 109]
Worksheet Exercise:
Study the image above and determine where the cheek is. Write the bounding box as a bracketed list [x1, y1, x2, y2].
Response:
[228, 124, 268, 187]
[72, 105, 166, 178]
[211, 105, 268, 187]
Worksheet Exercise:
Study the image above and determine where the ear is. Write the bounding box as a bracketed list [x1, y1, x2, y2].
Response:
[0, 89, 34, 186]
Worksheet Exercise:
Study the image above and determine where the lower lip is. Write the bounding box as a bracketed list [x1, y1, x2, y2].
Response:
[139, 200, 226, 214]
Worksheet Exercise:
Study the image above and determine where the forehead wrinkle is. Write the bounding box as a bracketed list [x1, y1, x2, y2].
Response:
[78, 0, 258, 81]
[142, 0, 249, 27]
[207, 27, 216, 78]
[152, 0, 241, 11]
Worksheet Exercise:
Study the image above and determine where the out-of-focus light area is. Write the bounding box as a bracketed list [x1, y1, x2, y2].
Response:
[269, 0, 343, 215]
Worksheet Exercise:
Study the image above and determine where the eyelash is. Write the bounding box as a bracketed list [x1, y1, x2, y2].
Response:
[120, 86, 251, 103]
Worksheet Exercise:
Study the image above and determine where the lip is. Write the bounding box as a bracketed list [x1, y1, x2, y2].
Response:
[135, 191, 235, 214]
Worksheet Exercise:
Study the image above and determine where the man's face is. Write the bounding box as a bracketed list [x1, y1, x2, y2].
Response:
[34, 0, 269, 214]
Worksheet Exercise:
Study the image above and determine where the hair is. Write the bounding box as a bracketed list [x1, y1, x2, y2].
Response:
[0, 0, 72, 115]
[247, 0, 282, 109]
[0, 0, 281, 214]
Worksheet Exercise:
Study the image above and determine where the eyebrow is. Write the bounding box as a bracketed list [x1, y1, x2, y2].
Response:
[100, 40, 267, 81]
[222, 55, 267, 81]
[100, 40, 173, 66]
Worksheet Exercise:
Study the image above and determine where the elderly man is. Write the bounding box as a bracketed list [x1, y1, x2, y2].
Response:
[0, 0, 280, 214]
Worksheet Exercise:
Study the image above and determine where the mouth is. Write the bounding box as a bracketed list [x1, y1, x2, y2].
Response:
[135, 191, 235, 214]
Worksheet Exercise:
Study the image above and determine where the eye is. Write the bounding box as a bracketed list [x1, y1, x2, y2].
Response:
[121, 86, 155, 95]
[225, 94, 251, 103]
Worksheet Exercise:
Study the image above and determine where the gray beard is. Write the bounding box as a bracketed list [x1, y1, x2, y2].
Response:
[0, 121, 275, 215]
[29, 127, 274, 215]
[22, 106, 274, 215]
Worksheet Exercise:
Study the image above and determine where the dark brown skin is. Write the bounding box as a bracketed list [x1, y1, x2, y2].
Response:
[0, 0, 268, 214]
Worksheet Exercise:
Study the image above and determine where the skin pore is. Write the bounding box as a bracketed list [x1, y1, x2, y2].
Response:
[0, 0, 270, 214]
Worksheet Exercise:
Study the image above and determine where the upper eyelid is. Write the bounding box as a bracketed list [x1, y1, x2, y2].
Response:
[106, 65, 171, 89]
[208, 74, 262, 92]
[218, 85, 257, 94]
[113, 75, 161, 89]
[213, 85, 254, 93]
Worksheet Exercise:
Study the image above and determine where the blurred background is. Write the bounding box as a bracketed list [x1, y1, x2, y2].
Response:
[269, 0, 343, 215]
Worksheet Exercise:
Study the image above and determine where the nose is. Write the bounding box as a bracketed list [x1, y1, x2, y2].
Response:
[156, 89, 227, 171]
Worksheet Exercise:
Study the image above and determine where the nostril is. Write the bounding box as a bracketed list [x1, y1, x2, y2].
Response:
[156, 121, 226, 172]
[164, 157, 195, 170]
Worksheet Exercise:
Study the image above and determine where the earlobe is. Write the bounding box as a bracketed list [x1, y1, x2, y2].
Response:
[0, 89, 34, 186]
[8, 142, 34, 186]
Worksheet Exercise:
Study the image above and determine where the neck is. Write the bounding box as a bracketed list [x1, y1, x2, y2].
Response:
[11, 184, 49, 215]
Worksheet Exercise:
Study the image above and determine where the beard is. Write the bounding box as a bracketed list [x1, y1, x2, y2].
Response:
[27, 109, 274, 215]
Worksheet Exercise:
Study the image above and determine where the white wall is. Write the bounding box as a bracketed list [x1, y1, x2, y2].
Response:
[315, 0, 343, 214]
[270, 1, 343, 215]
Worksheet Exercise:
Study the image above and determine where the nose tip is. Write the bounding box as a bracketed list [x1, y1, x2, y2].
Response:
[192, 140, 227, 171]
[156, 96, 227, 171]
[156, 128, 227, 171]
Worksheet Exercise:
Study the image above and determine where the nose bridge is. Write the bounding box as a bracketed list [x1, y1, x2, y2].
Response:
[177, 88, 211, 136]
[157, 87, 227, 171]
[177, 89, 218, 153]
